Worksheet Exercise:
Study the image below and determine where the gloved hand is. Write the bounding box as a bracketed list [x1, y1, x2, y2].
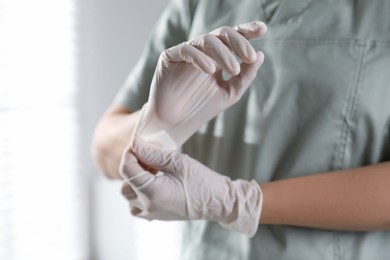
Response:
[132, 21, 267, 150]
[120, 138, 263, 237]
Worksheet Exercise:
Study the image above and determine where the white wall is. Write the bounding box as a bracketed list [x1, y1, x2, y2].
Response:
[76, 1, 181, 259]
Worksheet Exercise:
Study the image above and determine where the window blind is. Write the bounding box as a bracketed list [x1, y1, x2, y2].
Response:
[0, 0, 88, 259]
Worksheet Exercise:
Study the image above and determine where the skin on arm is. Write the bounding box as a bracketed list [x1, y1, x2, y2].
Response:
[260, 162, 390, 231]
[92, 104, 141, 179]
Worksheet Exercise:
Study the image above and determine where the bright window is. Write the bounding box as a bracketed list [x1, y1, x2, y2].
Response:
[0, 0, 88, 259]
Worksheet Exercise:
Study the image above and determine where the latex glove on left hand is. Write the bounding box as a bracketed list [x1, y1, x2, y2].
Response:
[133, 21, 267, 150]
[120, 138, 263, 237]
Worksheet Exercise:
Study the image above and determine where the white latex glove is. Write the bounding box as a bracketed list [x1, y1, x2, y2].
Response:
[120, 138, 263, 237]
[133, 21, 267, 150]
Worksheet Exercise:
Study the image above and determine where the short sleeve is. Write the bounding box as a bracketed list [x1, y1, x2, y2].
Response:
[114, 0, 194, 111]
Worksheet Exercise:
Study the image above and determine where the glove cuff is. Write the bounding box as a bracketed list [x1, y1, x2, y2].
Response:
[134, 103, 178, 150]
[218, 179, 263, 237]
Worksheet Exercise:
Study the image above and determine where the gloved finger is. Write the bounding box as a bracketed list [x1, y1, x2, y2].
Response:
[233, 21, 267, 40]
[121, 180, 151, 217]
[223, 51, 264, 102]
[211, 26, 257, 64]
[189, 34, 241, 76]
[132, 138, 187, 174]
[121, 182, 137, 201]
[138, 160, 159, 174]
[162, 43, 216, 74]
[119, 151, 156, 190]
[130, 206, 142, 216]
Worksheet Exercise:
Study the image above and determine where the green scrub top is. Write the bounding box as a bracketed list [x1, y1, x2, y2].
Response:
[115, 0, 390, 259]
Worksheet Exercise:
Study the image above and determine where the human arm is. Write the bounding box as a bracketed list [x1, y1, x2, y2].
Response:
[91, 0, 193, 179]
[92, 20, 266, 178]
[120, 139, 390, 237]
[260, 162, 390, 231]
[92, 104, 140, 179]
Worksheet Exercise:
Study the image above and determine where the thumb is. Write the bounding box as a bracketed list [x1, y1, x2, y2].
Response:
[132, 138, 186, 173]
[228, 51, 264, 99]
[226, 51, 264, 102]
[119, 150, 156, 190]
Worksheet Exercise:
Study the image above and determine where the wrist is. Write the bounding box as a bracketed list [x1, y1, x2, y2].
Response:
[218, 179, 263, 237]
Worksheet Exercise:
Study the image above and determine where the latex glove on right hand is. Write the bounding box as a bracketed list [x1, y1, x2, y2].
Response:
[133, 21, 267, 150]
[120, 138, 263, 237]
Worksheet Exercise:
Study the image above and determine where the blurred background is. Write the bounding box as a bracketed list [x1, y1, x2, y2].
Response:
[0, 0, 185, 259]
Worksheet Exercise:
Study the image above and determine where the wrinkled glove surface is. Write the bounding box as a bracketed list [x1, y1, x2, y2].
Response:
[133, 21, 267, 150]
[120, 139, 263, 237]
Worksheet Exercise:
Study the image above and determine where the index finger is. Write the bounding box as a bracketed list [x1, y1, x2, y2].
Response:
[233, 21, 267, 40]
[119, 151, 156, 190]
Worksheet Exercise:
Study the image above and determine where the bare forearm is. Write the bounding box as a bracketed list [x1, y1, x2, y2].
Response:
[260, 162, 390, 231]
[92, 105, 140, 179]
